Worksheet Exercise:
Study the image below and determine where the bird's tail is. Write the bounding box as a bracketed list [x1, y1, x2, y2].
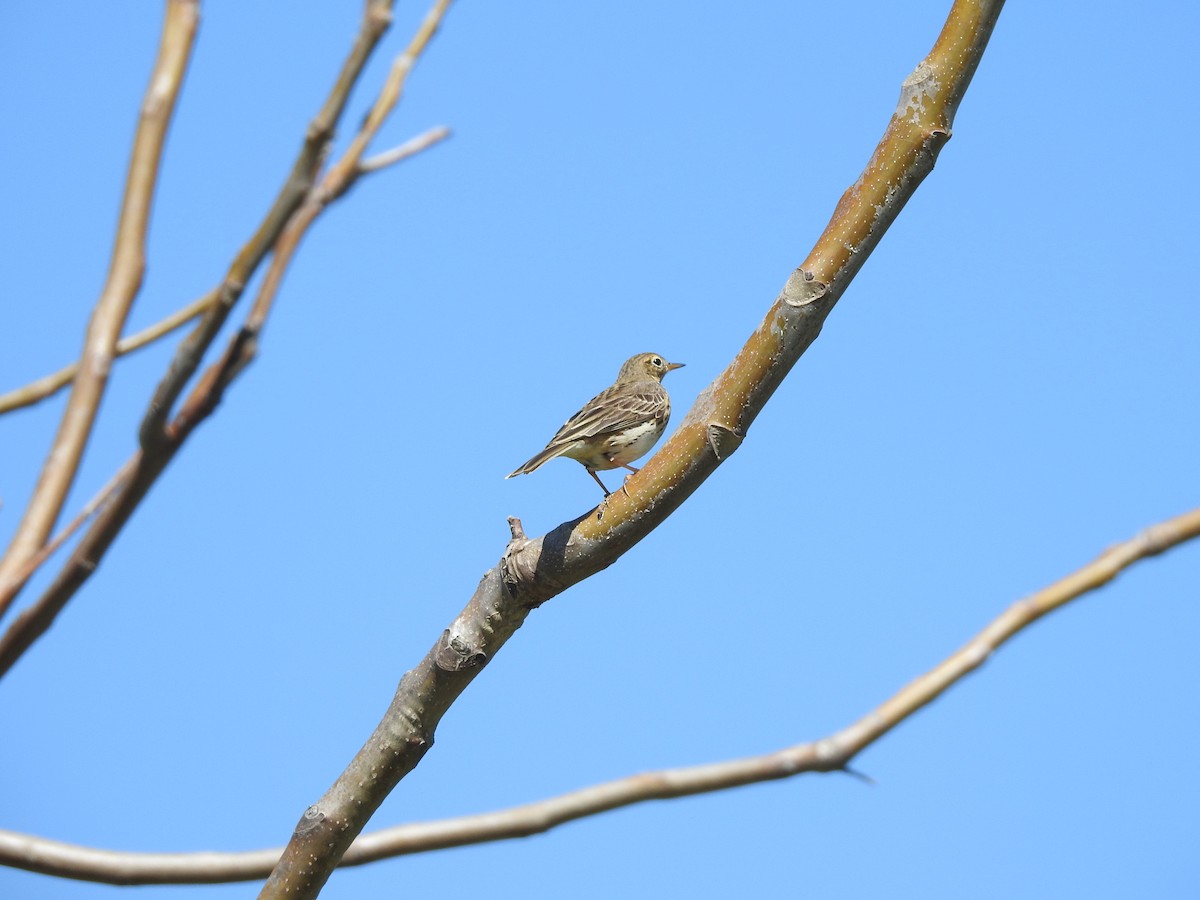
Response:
[506, 444, 569, 479]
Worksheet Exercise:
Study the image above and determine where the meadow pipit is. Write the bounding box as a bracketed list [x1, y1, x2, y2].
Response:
[506, 352, 684, 496]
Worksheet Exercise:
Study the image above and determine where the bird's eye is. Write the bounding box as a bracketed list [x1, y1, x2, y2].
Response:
[652, 357, 663, 366]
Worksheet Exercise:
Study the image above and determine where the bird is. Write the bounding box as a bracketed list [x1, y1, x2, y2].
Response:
[506, 352, 685, 496]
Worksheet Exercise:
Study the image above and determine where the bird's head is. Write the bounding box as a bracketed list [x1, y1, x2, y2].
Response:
[619, 353, 685, 383]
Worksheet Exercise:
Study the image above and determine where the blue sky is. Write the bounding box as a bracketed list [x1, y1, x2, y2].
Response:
[2, 3, 1198, 898]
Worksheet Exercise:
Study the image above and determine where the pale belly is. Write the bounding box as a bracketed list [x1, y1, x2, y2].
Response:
[563, 420, 665, 470]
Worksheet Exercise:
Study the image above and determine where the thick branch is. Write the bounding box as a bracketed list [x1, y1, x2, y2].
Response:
[258, 2, 1006, 897]
[0, 0, 200, 618]
[4, 504, 1194, 886]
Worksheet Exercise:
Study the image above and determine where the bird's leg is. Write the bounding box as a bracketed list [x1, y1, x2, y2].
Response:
[586, 467, 612, 497]
[617, 463, 641, 497]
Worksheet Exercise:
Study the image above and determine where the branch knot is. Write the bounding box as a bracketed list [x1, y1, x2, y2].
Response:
[707, 423, 745, 462]
[435, 629, 487, 673]
[781, 268, 828, 307]
[500, 517, 540, 598]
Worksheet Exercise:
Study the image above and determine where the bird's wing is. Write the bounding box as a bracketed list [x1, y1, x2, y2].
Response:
[546, 382, 667, 447]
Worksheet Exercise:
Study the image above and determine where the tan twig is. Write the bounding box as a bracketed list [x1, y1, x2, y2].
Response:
[0, 0, 454, 678]
[358, 125, 451, 174]
[239, 127, 450, 343]
[319, 0, 453, 202]
[0, 460, 137, 615]
[0, 0, 200, 619]
[2, 506, 1195, 885]
[0, 292, 215, 416]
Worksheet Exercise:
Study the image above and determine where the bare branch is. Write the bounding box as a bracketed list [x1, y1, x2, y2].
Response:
[0, 292, 215, 416]
[0, 0, 454, 678]
[0, 0, 200, 617]
[3, 505, 1194, 886]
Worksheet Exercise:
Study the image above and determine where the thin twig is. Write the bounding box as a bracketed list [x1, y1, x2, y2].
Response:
[0, 292, 216, 416]
[2, 506, 1195, 885]
[0, 460, 137, 615]
[358, 125, 451, 173]
[238, 128, 451, 342]
[318, 0, 452, 204]
[0, 0, 200, 620]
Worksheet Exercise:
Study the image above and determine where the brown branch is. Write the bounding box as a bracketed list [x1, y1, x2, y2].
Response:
[0, 1, 454, 678]
[3, 505, 1194, 886]
[258, 2, 1006, 897]
[136, 0, 399, 452]
[0, 0, 200, 619]
[0, 292, 215, 416]
[0, 460, 137, 615]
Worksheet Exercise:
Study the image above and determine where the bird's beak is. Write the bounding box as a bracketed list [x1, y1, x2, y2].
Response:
[666, 362, 685, 372]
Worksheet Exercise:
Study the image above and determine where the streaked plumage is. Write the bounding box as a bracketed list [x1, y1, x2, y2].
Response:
[506, 352, 684, 495]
